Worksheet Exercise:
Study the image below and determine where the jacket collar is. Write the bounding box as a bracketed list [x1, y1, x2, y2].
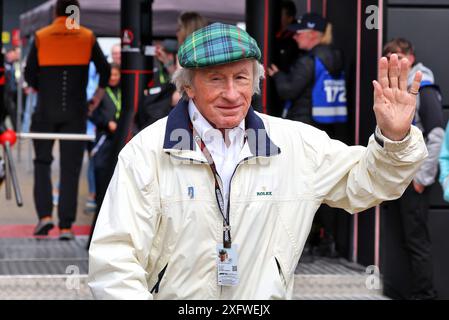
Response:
[163, 99, 281, 158]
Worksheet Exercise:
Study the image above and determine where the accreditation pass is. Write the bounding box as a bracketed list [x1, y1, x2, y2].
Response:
[216, 244, 239, 286]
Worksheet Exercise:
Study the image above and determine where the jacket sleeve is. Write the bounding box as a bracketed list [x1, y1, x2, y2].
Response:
[24, 39, 39, 90]
[308, 125, 428, 213]
[89, 101, 110, 130]
[272, 55, 314, 100]
[90, 97, 115, 131]
[91, 37, 111, 89]
[88, 139, 161, 299]
[414, 87, 445, 186]
[439, 122, 449, 190]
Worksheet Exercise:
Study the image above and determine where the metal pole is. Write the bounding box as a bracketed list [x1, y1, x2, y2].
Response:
[4, 141, 23, 206]
[117, 0, 153, 152]
[245, 0, 280, 115]
[109, 0, 153, 176]
[88, 0, 154, 249]
[18, 132, 95, 141]
[111, 0, 154, 168]
[3, 144, 11, 200]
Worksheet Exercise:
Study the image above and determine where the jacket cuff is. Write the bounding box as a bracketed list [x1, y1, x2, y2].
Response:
[374, 126, 413, 152]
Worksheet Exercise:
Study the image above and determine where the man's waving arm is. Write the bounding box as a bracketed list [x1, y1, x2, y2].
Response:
[310, 54, 428, 212]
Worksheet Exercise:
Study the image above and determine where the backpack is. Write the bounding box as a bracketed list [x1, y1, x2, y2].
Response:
[137, 82, 176, 131]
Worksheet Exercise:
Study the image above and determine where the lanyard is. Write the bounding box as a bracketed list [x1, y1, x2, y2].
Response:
[191, 123, 236, 248]
[159, 69, 167, 84]
[106, 87, 122, 120]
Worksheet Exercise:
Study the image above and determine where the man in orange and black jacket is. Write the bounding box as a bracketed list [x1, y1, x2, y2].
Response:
[25, 0, 110, 240]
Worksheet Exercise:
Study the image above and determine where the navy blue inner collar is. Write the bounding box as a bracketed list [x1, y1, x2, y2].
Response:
[163, 99, 281, 157]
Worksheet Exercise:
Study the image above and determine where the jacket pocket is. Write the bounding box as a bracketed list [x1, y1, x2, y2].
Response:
[150, 264, 168, 294]
[274, 256, 287, 291]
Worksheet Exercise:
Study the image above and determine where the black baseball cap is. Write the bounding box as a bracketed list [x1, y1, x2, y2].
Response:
[288, 13, 327, 33]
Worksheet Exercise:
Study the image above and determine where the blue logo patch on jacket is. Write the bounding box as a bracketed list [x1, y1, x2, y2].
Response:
[311, 57, 348, 124]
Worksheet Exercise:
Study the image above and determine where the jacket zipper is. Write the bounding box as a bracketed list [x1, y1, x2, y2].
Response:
[167, 151, 263, 299]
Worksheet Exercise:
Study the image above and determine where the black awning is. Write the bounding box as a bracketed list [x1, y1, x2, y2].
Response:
[20, 0, 245, 38]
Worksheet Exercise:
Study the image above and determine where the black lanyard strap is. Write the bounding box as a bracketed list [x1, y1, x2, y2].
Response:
[191, 124, 232, 248]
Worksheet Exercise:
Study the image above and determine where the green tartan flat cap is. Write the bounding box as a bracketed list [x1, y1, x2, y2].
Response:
[178, 22, 262, 69]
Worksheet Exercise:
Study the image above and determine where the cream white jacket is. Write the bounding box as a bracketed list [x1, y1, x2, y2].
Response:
[88, 100, 427, 300]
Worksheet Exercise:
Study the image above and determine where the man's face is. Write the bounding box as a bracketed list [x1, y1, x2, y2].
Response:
[293, 30, 317, 50]
[111, 46, 121, 65]
[109, 68, 120, 87]
[5, 51, 14, 63]
[186, 59, 254, 129]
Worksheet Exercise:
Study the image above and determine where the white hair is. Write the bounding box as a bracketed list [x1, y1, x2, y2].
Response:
[172, 59, 266, 99]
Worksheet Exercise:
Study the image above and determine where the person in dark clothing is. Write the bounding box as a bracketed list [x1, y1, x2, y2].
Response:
[383, 38, 442, 300]
[270, 1, 302, 117]
[136, 12, 208, 131]
[136, 40, 177, 130]
[268, 13, 348, 261]
[274, 1, 301, 73]
[90, 63, 121, 216]
[0, 116, 6, 189]
[4, 48, 19, 130]
[0, 51, 7, 188]
[24, 0, 111, 240]
[268, 13, 347, 133]
[87, 63, 121, 247]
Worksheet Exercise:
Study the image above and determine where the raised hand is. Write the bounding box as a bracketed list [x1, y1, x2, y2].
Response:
[267, 64, 279, 77]
[372, 53, 422, 141]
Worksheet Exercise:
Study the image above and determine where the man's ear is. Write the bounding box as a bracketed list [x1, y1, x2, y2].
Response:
[185, 86, 195, 99]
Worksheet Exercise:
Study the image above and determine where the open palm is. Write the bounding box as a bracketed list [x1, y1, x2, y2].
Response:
[373, 54, 422, 141]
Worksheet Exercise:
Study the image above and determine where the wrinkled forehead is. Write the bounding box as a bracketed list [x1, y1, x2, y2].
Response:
[194, 59, 254, 76]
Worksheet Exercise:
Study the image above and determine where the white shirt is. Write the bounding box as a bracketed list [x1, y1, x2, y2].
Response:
[188, 100, 245, 214]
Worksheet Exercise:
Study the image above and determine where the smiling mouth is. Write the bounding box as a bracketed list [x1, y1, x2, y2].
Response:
[217, 105, 240, 110]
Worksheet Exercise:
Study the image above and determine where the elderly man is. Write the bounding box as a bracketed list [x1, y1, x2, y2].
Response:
[88, 23, 427, 300]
